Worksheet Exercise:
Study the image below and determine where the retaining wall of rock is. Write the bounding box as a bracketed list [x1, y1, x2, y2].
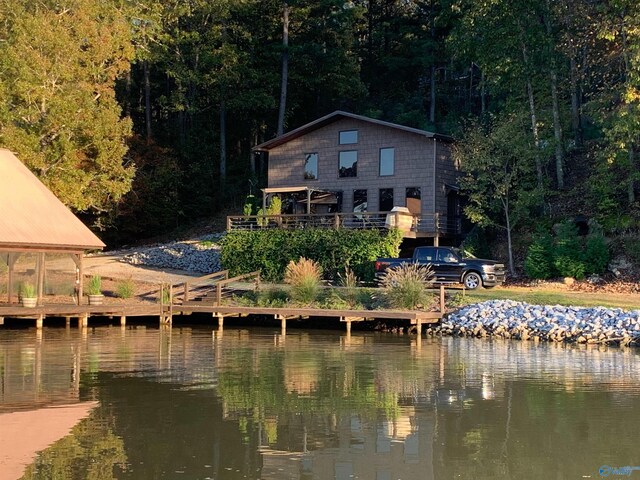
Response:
[426, 300, 640, 347]
[120, 235, 223, 273]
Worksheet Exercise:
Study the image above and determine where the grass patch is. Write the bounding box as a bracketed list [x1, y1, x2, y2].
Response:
[458, 287, 640, 310]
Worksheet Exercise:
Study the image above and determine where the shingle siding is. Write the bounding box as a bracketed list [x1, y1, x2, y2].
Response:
[267, 117, 456, 216]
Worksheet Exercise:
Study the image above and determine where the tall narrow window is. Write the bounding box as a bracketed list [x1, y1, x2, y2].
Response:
[379, 148, 394, 176]
[353, 189, 367, 213]
[406, 187, 421, 214]
[379, 188, 394, 211]
[339, 151, 358, 177]
[304, 153, 318, 180]
[339, 130, 358, 144]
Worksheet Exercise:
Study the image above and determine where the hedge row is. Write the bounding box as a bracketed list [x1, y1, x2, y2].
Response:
[221, 228, 403, 282]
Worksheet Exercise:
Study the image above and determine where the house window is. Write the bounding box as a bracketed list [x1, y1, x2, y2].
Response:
[304, 153, 318, 180]
[353, 189, 367, 213]
[379, 188, 394, 212]
[379, 148, 394, 176]
[339, 151, 358, 177]
[339, 130, 358, 145]
[406, 187, 421, 214]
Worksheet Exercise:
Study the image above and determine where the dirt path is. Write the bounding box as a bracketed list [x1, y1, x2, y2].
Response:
[82, 253, 200, 285]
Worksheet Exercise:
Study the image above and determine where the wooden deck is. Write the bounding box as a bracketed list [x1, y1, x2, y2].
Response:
[0, 273, 447, 334]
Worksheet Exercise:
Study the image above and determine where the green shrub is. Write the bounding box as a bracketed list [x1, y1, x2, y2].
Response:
[86, 275, 102, 295]
[624, 237, 640, 263]
[584, 220, 610, 275]
[525, 231, 555, 279]
[116, 278, 135, 299]
[256, 287, 290, 307]
[284, 257, 322, 305]
[553, 221, 585, 279]
[221, 228, 403, 282]
[267, 196, 282, 215]
[378, 263, 434, 310]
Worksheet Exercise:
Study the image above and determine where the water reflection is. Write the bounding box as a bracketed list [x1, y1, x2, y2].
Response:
[0, 327, 639, 479]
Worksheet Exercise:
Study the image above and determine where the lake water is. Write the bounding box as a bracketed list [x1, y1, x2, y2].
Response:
[2, 324, 640, 480]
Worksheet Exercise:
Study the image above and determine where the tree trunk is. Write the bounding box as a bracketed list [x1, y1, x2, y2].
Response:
[570, 53, 583, 147]
[220, 98, 227, 190]
[629, 145, 636, 204]
[543, 5, 564, 189]
[144, 60, 152, 144]
[504, 200, 515, 276]
[480, 70, 486, 117]
[526, 79, 544, 189]
[124, 69, 131, 118]
[519, 22, 544, 190]
[250, 129, 257, 175]
[429, 65, 436, 124]
[550, 69, 564, 189]
[277, 2, 290, 137]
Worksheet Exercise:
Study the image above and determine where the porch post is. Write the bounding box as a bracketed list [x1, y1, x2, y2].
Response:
[306, 188, 311, 215]
[262, 190, 267, 212]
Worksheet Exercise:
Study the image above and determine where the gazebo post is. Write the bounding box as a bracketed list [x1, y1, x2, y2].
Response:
[77, 254, 84, 305]
[36, 252, 45, 306]
[7, 252, 20, 305]
[70, 252, 84, 305]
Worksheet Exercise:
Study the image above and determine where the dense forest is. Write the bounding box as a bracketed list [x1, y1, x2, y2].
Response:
[0, 0, 638, 264]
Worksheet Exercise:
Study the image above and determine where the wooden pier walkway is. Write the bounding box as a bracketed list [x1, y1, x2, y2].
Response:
[0, 272, 447, 334]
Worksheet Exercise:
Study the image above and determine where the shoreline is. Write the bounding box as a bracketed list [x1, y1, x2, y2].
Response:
[423, 300, 640, 347]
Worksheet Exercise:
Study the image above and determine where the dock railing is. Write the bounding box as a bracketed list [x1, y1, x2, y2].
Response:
[172, 270, 261, 307]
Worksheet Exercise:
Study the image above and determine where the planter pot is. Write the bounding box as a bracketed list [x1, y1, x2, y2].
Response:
[22, 297, 37, 308]
[88, 294, 104, 306]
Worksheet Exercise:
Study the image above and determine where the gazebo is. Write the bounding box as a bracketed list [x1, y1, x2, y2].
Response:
[0, 149, 105, 306]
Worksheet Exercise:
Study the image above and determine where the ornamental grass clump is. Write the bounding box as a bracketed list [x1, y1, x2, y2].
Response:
[378, 263, 434, 310]
[116, 278, 135, 299]
[86, 275, 102, 296]
[337, 266, 359, 308]
[284, 257, 322, 305]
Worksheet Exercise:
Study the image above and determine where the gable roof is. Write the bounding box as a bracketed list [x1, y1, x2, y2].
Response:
[254, 110, 454, 151]
[0, 149, 105, 251]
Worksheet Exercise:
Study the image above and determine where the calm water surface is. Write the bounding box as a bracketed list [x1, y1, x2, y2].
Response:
[2, 324, 640, 479]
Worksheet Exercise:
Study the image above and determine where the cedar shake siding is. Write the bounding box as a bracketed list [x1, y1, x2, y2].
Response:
[257, 112, 458, 230]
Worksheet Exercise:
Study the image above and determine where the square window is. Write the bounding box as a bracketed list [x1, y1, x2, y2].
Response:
[339, 151, 357, 177]
[379, 148, 394, 176]
[304, 153, 318, 180]
[339, 130, 358, 144]
[353, 189, 367, 213]
[379, 188, 394, 211]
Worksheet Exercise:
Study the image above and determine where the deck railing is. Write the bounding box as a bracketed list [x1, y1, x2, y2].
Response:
[227, 212, 461, 236]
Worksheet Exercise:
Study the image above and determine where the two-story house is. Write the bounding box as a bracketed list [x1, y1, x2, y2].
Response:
[237, 111, 460, 242]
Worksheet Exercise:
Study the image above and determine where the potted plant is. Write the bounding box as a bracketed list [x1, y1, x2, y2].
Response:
[20, 282, 37, 308]
[86, 275, 104, 305]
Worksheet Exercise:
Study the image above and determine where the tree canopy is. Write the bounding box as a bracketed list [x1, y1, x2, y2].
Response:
[0, 0, 638, 246]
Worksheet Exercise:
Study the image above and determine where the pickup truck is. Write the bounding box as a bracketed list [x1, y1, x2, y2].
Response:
[375, 246, 506, 290]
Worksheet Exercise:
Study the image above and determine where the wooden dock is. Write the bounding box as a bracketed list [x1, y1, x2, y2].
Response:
[0, 273, 447, 334]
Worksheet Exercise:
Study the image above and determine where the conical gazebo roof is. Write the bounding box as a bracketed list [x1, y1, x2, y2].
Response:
[0, 149, 104, 252]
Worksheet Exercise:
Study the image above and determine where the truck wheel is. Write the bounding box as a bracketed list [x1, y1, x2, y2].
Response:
[463, 272, 482, 290]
